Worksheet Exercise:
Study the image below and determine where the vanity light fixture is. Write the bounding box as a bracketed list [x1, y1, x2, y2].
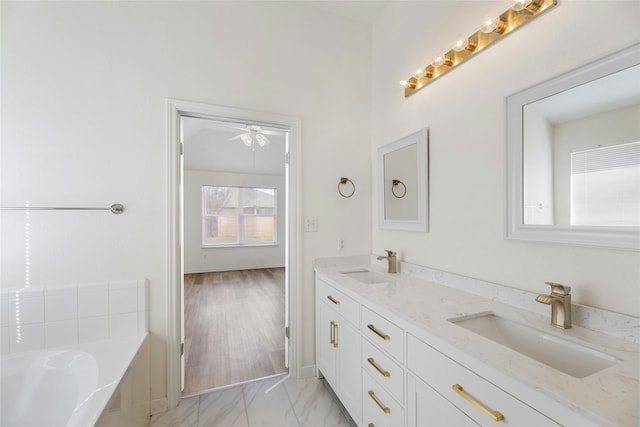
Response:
[401, 0, 557, 97]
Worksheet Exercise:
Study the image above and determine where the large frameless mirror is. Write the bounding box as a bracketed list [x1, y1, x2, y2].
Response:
[507, 43, 640, 250]
[378, 128, 428, 231]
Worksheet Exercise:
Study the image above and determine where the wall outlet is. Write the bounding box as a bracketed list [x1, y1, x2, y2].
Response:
[339, 238, 345, 250]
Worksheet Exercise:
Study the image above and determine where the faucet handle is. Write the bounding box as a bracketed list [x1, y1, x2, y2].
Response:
[545, 281, 571, 295]
[384, 250, 396, 257]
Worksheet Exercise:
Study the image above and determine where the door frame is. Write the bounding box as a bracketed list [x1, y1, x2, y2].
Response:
[166, 99, 302, 409]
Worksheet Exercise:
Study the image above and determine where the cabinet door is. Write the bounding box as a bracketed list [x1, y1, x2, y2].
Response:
[408, 375, 479, 427]
[335, 318, 361, 423]
[316, 302, 337, 384]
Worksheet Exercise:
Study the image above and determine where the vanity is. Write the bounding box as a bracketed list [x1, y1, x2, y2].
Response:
[314, 256, 639, 427]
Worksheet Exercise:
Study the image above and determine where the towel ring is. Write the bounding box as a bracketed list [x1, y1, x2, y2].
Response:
[392, 179, 406, 198]
[338, 177, 355, 198]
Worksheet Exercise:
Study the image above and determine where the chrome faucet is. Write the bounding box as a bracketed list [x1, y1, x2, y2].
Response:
[377, 250, 397, 274]
[535, 282, 572, 329]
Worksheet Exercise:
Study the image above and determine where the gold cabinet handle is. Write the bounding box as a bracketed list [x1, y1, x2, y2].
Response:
[452, 384, 504, 422]
[368, 424, 375, 427]
[368, 390, 391, 414]
[327, 295, 340, 305]
[367, 357, 390, 377]
[333, 322, 339, 348]
[367, 324, 390, 341]
[330, 321, 335, 346]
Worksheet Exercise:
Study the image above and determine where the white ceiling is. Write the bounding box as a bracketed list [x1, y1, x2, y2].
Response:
[534, 64, 640, 124]
[182, 117, 286, 176]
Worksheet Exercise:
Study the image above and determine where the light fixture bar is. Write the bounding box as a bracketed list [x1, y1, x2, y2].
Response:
[403, 0, 557, 97]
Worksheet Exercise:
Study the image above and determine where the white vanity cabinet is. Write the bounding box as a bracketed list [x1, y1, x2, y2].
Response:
[407, 374, 480, 427]
[315, 278, 362, 424]
[407, 334, 561, 427]
[314, 268, 618, 427]
[361, 305, 406, 427]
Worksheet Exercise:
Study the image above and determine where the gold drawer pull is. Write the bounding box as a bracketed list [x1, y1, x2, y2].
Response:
[367, 357, 390, 377]
[367, 324, 390, 341]
[333, 322, 339, 348]
[330, 321, 335, 346]
[327, 295, 340, 305]
[368, 390, 391, 414]
[452, 384, 504, 422]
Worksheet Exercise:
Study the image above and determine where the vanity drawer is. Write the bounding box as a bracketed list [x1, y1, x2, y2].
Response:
[316, 278, 359, 327]
[362, 370, 404, 427]
[362, 306, 404, 363]
[407, 335, 560, 427]
[362, 338, 404, 404]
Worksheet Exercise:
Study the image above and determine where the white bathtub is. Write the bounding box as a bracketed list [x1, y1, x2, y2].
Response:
[1, 334, 148, 427]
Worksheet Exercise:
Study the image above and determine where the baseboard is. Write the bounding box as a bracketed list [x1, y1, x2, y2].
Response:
[150, 398, 168, 416]
[184, 264, 285, 274]
[301, 364, 317, 379]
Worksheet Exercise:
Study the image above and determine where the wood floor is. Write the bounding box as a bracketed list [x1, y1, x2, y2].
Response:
[183, 268, 287, 396]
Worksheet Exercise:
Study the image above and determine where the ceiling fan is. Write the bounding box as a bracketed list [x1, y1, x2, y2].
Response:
[227, 124, 280, 150]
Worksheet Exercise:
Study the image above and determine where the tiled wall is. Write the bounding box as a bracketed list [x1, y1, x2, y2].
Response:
[1, 280, 148, 354]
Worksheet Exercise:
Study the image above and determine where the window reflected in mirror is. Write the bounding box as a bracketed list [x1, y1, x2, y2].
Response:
[522, 64, 640, 227]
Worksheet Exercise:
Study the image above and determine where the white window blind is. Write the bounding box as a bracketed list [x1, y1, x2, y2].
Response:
[571, 141, 640, 226]
[202, 186, 277, 246]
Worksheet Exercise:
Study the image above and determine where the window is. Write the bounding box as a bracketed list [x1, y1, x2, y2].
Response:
[571, 141, 640, 226]
[202, 186, 276, 246]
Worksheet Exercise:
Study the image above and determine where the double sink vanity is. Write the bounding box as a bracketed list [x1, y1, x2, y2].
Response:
[314, 255, 639, 427]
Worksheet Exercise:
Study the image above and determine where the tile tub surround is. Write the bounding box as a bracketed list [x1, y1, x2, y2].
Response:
[314, 257, 640, 427]
[1, 279, 149, 354]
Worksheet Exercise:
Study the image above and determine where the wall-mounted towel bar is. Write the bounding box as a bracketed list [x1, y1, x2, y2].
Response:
[0, 203, 124, 214]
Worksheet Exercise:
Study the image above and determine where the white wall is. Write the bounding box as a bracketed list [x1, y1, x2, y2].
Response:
[523, 105, 554, 225]
[183, 170, 286, 273]
[372, 1, 640, 317]
[1, 1, 372, 401]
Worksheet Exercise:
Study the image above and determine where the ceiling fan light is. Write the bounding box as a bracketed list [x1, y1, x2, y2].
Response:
[255, 133, 268, 147]
[241, 134, 253, 146]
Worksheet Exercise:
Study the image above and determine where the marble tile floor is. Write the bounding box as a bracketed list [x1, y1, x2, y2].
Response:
[150, 374, 357, 427]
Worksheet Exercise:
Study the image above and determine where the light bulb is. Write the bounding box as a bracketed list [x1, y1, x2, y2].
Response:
[481, 16, 506, 34]
[453, 37, 469, 52]
[255, 133, 267, 147]
[241, 134, 252, 147]
[510, 0, 532, 11]
[413, 68, 424, 78]
[453, 37, 478, 53]
[400, 80, 409, 87]
[432, 55, 453, 68]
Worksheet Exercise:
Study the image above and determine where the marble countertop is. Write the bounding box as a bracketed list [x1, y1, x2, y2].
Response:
[314, 257, 639, 427]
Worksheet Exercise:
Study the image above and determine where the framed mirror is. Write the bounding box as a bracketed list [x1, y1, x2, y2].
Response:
[507, 43, 640, 250]
[378, 128, 428, 231]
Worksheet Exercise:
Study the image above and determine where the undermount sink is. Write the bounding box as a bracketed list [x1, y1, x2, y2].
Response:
[341, 270, 390, 284]
[449, 312, 619, 378]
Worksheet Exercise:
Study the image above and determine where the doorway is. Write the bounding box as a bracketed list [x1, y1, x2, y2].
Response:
[181, 115, 287, 395]
[166, 100, 301, 408]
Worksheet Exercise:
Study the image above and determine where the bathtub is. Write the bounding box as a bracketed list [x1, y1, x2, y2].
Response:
[1, 334, 148, 427]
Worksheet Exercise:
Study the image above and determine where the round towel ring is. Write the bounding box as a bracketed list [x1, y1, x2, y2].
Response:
[392, 179, 407, 198]
[338, 177, 356, 198]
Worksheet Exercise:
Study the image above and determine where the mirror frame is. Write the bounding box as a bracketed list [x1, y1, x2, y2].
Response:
[378, 128, 428, 231]
[506, 43, 640, 250]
